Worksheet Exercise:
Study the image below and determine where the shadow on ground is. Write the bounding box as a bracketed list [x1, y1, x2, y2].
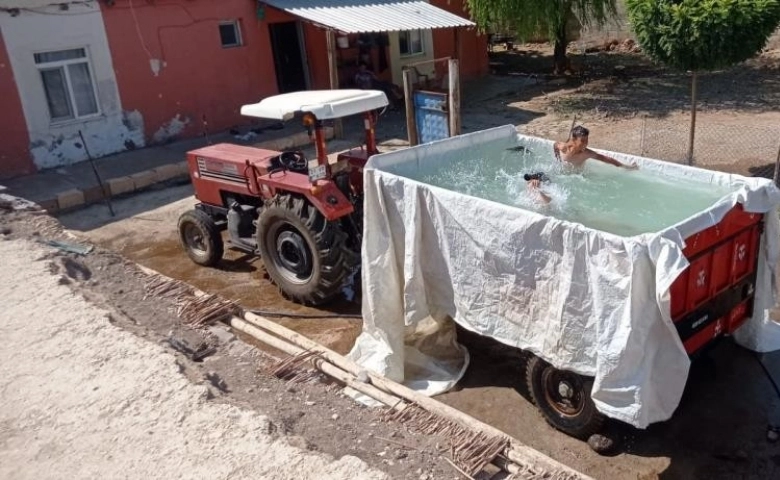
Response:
[488, 47, 780, 120]
[448, 328, 780, 480]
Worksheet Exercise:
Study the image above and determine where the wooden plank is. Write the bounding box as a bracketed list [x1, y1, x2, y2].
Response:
[448, 58, 461, 137]
[403, 68, 418, 146]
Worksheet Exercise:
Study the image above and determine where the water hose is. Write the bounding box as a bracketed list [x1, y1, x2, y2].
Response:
[249, 309, 362, 320]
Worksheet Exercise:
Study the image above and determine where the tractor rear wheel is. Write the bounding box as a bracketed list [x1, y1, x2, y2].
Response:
[257, 194, 356, 306]
[526, 355, 604, 439]
[178, 209, 224, 267]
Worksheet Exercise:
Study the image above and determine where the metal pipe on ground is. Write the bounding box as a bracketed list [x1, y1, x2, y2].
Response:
[232, 315, 513, 477]
[240, 311, 592, 480]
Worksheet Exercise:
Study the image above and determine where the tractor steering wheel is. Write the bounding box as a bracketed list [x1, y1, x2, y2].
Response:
[279, 150, 307, 172]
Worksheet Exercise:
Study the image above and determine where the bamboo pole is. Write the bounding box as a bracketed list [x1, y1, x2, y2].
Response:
[241, 312, 591, 480]
[230, 316, 407, 411]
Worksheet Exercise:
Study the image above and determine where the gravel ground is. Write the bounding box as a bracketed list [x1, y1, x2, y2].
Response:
[0, 236, 390, 480]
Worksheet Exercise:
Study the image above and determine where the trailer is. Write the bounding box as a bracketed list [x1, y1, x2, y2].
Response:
[348, 125, 780, 439]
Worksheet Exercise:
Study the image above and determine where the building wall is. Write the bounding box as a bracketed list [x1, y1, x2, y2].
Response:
[0, 1, 142, 171]
[100, 0, 302, 146]
[430, 0, 488, 79]
[301, 24, 330, 89]
[388, 30, 436, 86]
[0, 27, 34, 178]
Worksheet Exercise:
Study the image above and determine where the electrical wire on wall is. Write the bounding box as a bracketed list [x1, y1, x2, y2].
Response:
[128, 0, 155, 65]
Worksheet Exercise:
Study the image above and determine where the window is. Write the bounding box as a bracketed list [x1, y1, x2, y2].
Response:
[34, 48, 99, 123]
[219, 21, 243, 48]
[399, 30, 424, 56]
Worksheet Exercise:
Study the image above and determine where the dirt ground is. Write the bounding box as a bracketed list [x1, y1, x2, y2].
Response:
[0, 208, 469, 480]
[0, 234, 389, 480]
[484, 41, 780, 173]
[7, 41, 780, 480]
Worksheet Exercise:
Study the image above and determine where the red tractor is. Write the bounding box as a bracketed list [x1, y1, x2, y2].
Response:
[177, 89, 389, 305]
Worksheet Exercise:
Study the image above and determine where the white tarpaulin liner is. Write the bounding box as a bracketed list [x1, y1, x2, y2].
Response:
[348, 125, 780, 428]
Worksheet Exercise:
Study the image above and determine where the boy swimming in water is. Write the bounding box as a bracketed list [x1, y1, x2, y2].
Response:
[524, 172, 552, 205]
[554, 126, 638, 170]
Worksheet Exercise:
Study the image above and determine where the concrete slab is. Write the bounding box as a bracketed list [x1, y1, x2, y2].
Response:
[57, 189, 85, 211]
[107, 176, 134, 196]
[82, 185, 108, 204]
[152, 164, 182, 182]
[130, 170, 159, 190]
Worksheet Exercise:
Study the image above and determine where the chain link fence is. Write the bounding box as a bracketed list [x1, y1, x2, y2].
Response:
[523, 115, 780, 178]
[638, 117, 780, 174]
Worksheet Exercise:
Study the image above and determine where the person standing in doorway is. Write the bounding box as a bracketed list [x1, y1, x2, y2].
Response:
[353, 62, 404, 109]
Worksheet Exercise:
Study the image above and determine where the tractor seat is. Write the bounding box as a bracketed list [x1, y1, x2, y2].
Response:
[269, 150, 308, 174]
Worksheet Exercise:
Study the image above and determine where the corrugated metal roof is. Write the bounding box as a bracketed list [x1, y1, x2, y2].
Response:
[262, 0, 475, 33]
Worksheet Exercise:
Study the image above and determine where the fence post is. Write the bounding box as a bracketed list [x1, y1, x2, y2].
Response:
[773, 141, 780, 188]
[448, 58, 461, 137]
[326, 30, 342, 138]
[639, 115, 646, 157]
[686, 71, 698, 165]
[403, 68, 418, 146]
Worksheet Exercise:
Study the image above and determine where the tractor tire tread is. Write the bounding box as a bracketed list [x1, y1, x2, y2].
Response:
[258, 194, 357, 306]
[177, 209, 224, 267]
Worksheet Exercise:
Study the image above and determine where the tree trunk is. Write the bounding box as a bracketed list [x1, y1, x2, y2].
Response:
[553, 25, 569, 75]
[687, 71, 698, 165]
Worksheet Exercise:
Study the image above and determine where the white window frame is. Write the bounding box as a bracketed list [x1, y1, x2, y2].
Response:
[219, 20, 243, 48]
[34, 47, 100, 125]
[399, 30, 424, 57]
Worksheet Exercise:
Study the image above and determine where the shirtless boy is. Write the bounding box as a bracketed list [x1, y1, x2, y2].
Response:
[553, 126, 638, 170]
[524, 172, 551, 205]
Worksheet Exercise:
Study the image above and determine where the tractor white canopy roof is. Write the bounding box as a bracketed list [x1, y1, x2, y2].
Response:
[240, 89, 389, 121]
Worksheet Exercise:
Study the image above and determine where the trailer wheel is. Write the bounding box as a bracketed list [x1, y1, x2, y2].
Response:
[526, 355, 604, 439]
[257, 194, 355, 306]
[178, 209, 224, 267]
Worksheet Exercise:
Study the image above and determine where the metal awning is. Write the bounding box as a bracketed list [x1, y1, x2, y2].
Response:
[262, 0, 476, 33]
[241, 89, 389, 120]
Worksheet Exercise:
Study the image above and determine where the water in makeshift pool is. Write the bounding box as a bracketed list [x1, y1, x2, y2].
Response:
[410, 140, 738, 237]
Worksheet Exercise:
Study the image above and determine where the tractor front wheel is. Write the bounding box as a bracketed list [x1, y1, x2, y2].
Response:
[178, 209, 224, 267]
[257, 194, 355, 306]
[526, 355, 604, 439]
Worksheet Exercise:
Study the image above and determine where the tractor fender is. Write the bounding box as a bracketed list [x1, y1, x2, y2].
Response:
[256, 171, 354, 222]
[303, 181, 355, 221]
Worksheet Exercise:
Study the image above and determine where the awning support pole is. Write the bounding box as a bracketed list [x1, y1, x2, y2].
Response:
[326, 29, 343, 138]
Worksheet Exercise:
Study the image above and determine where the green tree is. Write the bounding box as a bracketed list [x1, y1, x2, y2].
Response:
[626, 0, 780, 164]
[466, 0, 618, 73]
